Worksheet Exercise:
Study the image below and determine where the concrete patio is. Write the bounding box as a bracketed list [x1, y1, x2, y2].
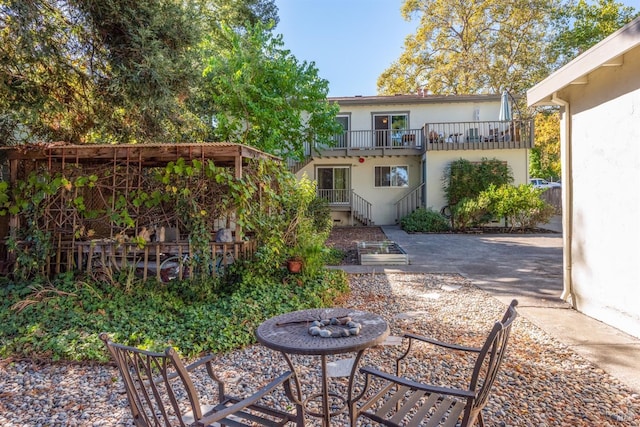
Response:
[337, 223, 640, 394]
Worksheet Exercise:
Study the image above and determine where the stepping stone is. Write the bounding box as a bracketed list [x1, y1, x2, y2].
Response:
[441, 284, 462, 292]
[394, 311, 429, 320]
[382, 335, 403, 346]
[327, 357, 356, 377]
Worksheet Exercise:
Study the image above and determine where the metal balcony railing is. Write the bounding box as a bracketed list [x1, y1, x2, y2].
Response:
[317, 188, 350, 204]
[317, 129, 424, 151]
[424, 120, 534, 150]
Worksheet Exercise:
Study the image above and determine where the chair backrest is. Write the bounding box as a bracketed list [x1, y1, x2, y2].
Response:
[100, 333, 203, 427]
[465, 299, 518, 425]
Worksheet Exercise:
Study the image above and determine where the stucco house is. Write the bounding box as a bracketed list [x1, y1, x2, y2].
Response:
[527, 17, 640, 339]
[293, 94, 533, 226]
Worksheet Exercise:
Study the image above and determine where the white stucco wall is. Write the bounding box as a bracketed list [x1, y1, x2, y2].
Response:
[423, 149, 530, 212]
[298, 156, 422, 225]
[559, 52, 640, 338]
[342, 99, 503, 132]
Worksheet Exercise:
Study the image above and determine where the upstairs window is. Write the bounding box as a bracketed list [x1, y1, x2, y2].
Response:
[374, 166, 409, 188]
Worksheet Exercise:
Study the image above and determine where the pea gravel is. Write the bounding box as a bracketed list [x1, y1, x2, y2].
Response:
[1, 273, 639, 426]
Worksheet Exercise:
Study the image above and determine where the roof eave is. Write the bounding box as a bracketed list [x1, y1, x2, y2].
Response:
[527, 17, 640, 107]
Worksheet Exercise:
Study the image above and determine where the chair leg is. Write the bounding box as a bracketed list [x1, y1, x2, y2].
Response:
[478, 412, 485, 427]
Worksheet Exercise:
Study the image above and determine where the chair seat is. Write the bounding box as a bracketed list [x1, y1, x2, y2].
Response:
[349, 300, 519, 427]
[100, 333, 303, 427]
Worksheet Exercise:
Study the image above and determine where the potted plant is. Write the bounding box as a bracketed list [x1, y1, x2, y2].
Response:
[286, 256, 303, 273]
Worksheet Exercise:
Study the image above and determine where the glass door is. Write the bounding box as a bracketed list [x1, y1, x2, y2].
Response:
[374, 114, 408, 147]
[317, 167, 350, 204]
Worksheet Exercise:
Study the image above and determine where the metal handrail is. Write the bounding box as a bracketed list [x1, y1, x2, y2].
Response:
[395, 183, 425, 222]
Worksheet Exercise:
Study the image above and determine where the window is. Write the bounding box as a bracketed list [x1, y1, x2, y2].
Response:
[317, 167, 350, 203]
[375, 166, 409, 188]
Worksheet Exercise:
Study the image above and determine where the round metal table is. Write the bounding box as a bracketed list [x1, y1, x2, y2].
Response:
[256, 308, 389, 426]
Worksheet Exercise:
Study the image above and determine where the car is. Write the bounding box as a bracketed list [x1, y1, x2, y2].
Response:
[529, 178, 561, 189]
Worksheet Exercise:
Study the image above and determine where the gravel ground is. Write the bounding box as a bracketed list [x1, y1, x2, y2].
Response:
[1, 273, 639, 426]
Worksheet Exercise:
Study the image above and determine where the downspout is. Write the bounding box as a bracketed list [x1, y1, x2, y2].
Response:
[550, 93, 573, 303]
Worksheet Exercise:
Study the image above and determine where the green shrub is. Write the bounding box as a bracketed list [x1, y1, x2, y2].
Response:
[451, 196, 491, 230]
[400, 208, 450, 232]
[323, 247, 345, 265]
[0, 267, 350, 361]
[482, 184, 555, 232]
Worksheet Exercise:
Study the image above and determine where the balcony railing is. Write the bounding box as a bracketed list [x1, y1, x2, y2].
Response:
[290, 120, 534, 166]
[317, 188, 350, 204]
[424, 120, 533, 150]
[316, 129, 423, 151]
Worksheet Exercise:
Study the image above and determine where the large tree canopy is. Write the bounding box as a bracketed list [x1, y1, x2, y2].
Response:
[378, 0, 637, 97]
[200, 22, 341, 160]
[378, 0, 557, 96]
[0, 0, 208, 144]
[0, 0, 285, 145]
[549, 0, 639, 67]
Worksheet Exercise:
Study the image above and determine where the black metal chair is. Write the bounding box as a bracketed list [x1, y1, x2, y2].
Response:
[100, 333, 304, 427]
[349, 299, 518, 427]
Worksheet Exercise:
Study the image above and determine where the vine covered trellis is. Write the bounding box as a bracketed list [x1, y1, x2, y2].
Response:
[0, 142, 284, 279]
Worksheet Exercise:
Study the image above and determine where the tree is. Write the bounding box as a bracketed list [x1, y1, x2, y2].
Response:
[200, 22, 341, 160]
[0, 0, 281, 145]
[549, 0, 639, 67]
[530, 109, 561, 181]
[377, 0, 558, 96]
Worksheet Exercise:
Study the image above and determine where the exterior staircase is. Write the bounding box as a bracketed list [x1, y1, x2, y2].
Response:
[395, 183, 425, 223]
[351, 191, 374, 226]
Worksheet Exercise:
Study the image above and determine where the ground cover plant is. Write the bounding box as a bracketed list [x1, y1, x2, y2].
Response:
[0, 163, 350, 362]
[0, 262, 349, 362]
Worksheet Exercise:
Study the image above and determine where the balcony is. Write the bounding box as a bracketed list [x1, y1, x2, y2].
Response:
[424, 120, 533, 151]
[309, 120, 533, 157]
[314, 129, 423, 157]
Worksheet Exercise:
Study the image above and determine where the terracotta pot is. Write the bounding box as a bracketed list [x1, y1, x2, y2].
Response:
[287, 259, 303, 273]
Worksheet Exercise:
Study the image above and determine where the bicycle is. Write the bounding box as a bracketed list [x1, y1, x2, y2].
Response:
[158, 250, 234, 282]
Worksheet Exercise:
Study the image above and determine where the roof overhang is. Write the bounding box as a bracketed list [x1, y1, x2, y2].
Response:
[329, 94, 502, 106]
[0, 142, 281, 167]
[527, 17, 640, 107]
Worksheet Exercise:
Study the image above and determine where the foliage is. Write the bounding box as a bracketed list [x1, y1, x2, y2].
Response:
[400, 208, 450, 233]
[322, 247, 346, 266]
[482, 184, 555, 232]
[0, 0, 287, 145]
[442, 158, 516, 231]
[450, 196, 492, 231]
[0, 157, 300, 282]
[0, 0, 208, 144]
[443, 157, 513, 207]
[378, 0, 558, 96]
[0, 267, 350, 361]
[549, 0, 639, 67]
[199, 21, 342, 160]
[530, 109, 562, 181]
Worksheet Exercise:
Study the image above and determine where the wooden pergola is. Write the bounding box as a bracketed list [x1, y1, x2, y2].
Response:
[0, 142, 281, 280]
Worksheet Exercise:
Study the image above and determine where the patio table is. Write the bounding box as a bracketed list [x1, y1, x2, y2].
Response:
[256, 307, 389, 427]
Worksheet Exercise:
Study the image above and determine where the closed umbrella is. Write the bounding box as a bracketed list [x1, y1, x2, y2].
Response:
[498, 90, 512, 140]
[499, 90, 512, 121]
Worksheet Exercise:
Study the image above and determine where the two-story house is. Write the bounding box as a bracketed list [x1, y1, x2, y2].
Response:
[293, 94, 534, 226]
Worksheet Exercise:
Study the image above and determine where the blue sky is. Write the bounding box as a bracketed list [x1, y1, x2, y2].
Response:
[274, 0, 639, 98]
[274, 0, 414, 97]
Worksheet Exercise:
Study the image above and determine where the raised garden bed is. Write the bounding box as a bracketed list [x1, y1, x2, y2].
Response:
[357, 241, 408, 266]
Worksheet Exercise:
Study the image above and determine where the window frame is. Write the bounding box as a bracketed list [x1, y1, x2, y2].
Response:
[374, 165, 409, 188]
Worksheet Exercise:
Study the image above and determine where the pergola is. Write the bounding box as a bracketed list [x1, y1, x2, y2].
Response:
[0, 142, 281, 279]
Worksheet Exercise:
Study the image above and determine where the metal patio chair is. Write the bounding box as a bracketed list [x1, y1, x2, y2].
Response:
[100, 333, 304, 427]
[349, 299, 518, 427]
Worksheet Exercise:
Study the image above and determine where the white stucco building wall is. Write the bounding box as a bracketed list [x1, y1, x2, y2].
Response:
[528, 17, 640, 338]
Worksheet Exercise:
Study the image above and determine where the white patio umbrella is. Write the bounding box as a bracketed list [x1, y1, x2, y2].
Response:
[498, 90, 512, 140]
[499, 90, 512, 121]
